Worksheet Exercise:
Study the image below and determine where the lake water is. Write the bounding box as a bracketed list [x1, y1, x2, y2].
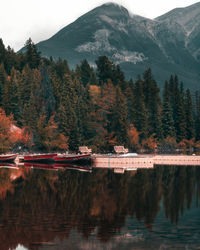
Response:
[0, 164, 199, 250]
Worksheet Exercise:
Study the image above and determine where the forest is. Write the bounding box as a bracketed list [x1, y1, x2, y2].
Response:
[0, 38, 200, 153]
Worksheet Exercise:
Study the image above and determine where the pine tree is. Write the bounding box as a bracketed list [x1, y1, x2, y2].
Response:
[2, 68, 19, 118]
[195, 91, 200, 141]
[0, 39, 6, 64]
[35, 65, 56, 119]
[113, 86, 129, 145]
[185, 89, 195, 140]
[132, 76, 148, 141]
[170, 75, 186, 142]
[143, 68, 162, 139]
[161, 81, 176, 138]
[55, 73, 80, 151]
[95, 80, 116, 151]
[25, 38, 41, 69]
[96, 56, 114, 85]
[78, 59, 93, 86]
[0, 64, 7, 107]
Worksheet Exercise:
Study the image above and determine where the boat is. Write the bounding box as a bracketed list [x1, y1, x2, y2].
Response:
[22, 153, 57, 162]
[0, 154, 18, 162]
[53, 153, 91, 163]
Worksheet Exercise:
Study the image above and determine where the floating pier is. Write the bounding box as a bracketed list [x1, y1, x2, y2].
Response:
[92, 154, 200, 172]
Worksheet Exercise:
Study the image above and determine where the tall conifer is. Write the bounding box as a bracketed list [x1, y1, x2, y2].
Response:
[161, 81, 176, 138]
[185, 89, 195, 140]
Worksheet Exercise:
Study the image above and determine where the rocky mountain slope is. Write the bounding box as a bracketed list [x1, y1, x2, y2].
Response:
[21, 2, 200, 89]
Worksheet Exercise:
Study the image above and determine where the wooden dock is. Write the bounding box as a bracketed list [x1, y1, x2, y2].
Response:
[92, 154, 200, 172]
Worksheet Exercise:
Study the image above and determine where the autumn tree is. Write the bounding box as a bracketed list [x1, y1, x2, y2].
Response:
[128, 124, 139, 151]
[35, 115, 68, 152]
[0, 108, 14, 152]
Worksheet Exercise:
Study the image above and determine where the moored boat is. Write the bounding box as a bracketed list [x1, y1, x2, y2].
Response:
[22, 153, 57, 162]
[53, 153, 91, 163]
[0, 154, 18, 162]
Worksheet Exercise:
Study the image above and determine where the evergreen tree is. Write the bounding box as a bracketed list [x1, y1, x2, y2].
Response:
[170, 75, 186, 142]
[132, 76, 148, 141]
[78, 59, 93, 86]
[96, 56, 114, 85]
[113, 86, 129, 145]
[143, 68, 162, 139]
[35, 65, 56, 119]
[95, 80, 116, 151]
[2, 68, 19, 118]
[53, 58, 70, 80]
[161, 81, 176, 138]
[0, 39, 6, 64]
[185, 89, 195, 140]
[56, 73, 80, 151]
[25, 38, 41, 69]
[0, 64, 7, 106]
[195, 92, 200, 141]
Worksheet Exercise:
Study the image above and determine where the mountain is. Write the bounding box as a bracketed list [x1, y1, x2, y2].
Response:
[156, 2, 200, 62]
[20, 2, 200, 90]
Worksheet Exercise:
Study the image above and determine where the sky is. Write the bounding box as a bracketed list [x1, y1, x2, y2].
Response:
[0, 0, 199, 51]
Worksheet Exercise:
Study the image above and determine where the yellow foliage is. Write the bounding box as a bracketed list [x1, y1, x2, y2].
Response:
[128, 124, 139, 148]
[89, 85, 100, 104]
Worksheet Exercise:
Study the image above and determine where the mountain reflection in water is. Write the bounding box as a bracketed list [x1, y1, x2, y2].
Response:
[0, 164, 199, 250]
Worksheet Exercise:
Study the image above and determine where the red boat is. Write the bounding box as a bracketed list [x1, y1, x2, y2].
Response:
[23, 153, 57, 162]
[53, 153, 91, 163]
[0, 154, 18, 162]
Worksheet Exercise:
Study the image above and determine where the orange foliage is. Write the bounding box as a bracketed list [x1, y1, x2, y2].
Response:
[128, 124, 139, 149]
[38, 115, 68, 151]
[10, 125, 32, 148]
[178, 138, 195, 151]
[142, 134, 158, 151]
[0, 108, 14, 152]
[89, 85, 100, 104]
[0, 108, 32, 152]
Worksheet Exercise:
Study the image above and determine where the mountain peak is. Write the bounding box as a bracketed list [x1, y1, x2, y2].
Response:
[90, 2, 131, 18]
[20, 1, 200, 90]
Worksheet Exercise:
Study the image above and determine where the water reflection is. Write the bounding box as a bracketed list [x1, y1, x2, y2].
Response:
[0, 164, 199, 249]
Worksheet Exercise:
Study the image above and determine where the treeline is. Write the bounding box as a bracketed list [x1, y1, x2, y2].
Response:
[0, 38, 200, 153]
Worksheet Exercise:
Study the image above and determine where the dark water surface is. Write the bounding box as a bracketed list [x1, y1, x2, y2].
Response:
[0, 164, 200, 250]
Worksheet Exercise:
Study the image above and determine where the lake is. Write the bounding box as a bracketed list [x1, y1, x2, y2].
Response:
[0, 164, 199, 250]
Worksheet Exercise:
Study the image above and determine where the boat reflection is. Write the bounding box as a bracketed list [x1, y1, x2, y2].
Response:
[0, 162, 92, 173]
[23, 162, 92, 172]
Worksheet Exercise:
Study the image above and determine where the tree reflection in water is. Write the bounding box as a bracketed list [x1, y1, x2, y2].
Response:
[0, 165, 199, 250]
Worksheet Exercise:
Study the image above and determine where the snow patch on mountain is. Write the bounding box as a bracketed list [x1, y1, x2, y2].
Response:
[76, 29, 115, 53]
[76, 29, 147, 64]
[112, 51, 148, 64]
